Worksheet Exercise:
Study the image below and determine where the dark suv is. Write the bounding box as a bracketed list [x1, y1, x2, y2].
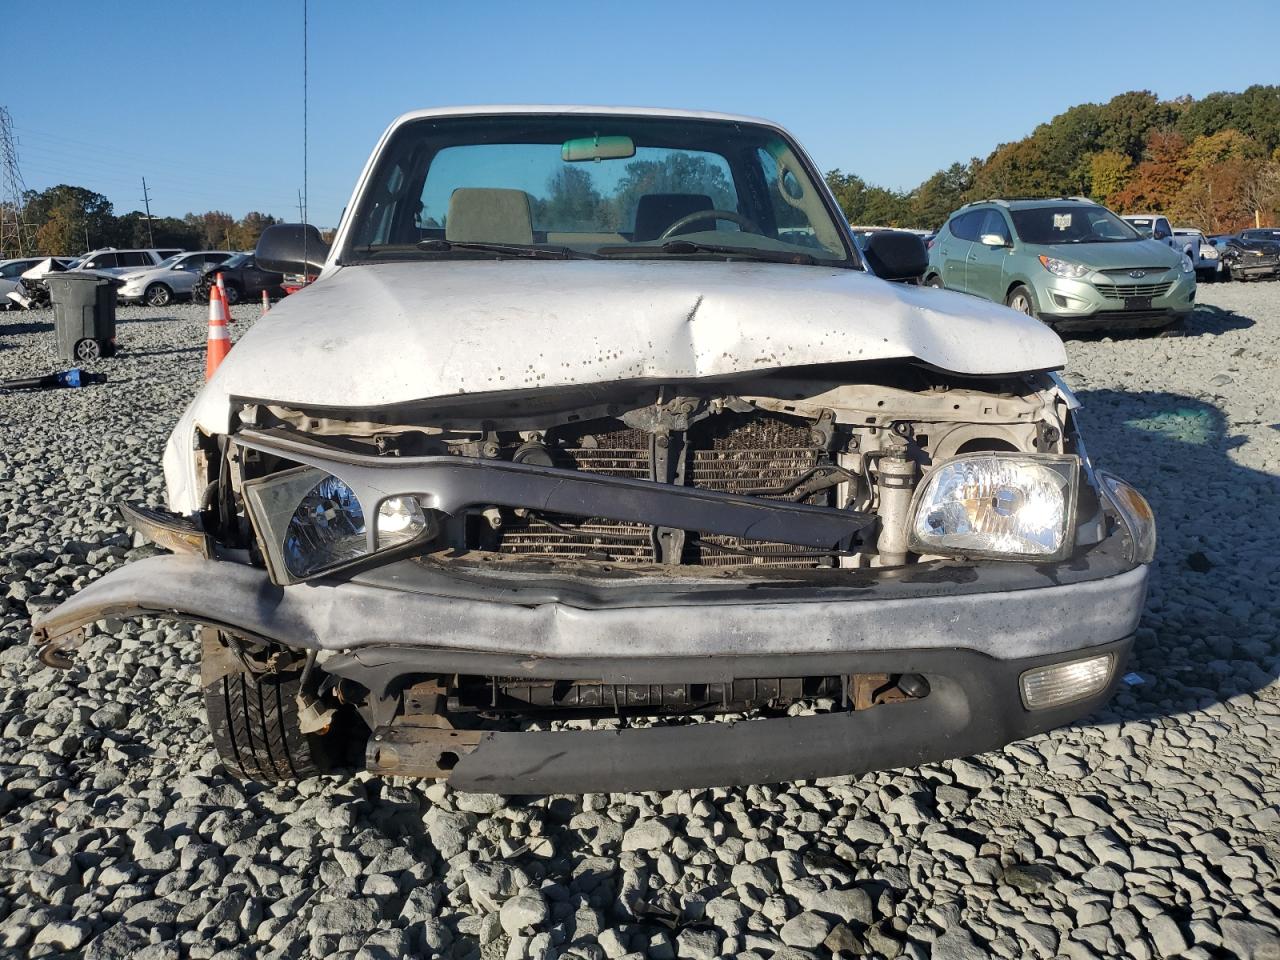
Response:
[192, 252, 284, 304]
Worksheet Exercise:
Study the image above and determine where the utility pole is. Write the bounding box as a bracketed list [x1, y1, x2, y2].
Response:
[0, 106, 32, 259]
[297, 188, 305, 225]
[140, 177, 155, 247]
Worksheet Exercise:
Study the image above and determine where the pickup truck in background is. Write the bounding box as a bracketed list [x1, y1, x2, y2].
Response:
[1122, 215, 1196, 260]
[1174, 227, 1223, 282]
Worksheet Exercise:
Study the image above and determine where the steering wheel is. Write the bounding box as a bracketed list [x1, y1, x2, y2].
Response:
[659, 209, 762, 240]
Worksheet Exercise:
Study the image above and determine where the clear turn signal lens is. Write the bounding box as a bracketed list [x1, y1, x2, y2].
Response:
[1020, 654, 1114, 710]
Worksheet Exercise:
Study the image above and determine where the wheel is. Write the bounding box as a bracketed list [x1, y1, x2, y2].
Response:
[202, 628, 328, 781]
[74, 338, 101, 362]
[924, 275, 944, 288]
[144, 283, 173, 307]
[222, 282, 241, 305]
[1005, 284, 1037, 318]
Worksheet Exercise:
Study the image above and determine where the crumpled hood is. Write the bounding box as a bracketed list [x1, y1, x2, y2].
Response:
[207, 259, 1066, 408]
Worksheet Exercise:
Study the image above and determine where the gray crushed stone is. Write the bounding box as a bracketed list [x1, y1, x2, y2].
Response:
[0, 286, 1278, 958]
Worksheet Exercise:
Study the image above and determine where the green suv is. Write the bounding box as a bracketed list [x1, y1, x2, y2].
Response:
[925, 198, 1195, 332]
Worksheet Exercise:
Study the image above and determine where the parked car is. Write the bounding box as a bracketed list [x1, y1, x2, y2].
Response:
[191, 252, 284, 305]
[116, 251, 234, 306]
[2, 256, 75, 309]
[926, 198, 1195, 332]
[1173, 228, 1222, 281]
[1213, 236, 1280, 281]
[1, 257, 60, 307]
[33, 107, 1154, 794]
[76, 247, 185, 276]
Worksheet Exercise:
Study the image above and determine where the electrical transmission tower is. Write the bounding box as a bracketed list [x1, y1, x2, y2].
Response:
[0, 107, 33, 260]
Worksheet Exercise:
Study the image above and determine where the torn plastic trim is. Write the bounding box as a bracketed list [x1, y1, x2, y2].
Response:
[119, 502, 211, 557]
[30, 552, 1149, 669]
[233, 428, 876, 585]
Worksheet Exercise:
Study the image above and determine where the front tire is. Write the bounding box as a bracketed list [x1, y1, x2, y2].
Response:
[222, 282, 241, 305]
[202, 629, 327, 782]
[1005, 283, 1037, 318]
[145, 283, 173, 307]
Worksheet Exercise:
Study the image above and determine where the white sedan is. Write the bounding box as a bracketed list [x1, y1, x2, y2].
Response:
[116, 251, 234, 306]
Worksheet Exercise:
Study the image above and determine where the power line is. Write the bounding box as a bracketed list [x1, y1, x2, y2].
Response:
[0, 106, 33, 259]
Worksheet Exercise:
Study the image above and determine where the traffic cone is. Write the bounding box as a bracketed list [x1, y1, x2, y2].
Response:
[206, 285, 231, 380]
[261, 290, 270, 316]
[216, 272, 232, 323]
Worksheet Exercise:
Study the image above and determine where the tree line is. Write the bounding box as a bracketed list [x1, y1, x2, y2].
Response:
[827, 85, 1280, 233]
[2, 184, 279, 259]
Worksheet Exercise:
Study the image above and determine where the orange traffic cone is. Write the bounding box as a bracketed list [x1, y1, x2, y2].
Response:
[261, 289, 270, 316]
[206, 285, 231, 380]
[216, 272, 232, 323]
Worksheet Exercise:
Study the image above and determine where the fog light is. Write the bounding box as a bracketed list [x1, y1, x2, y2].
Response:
[1020, 654, 1114, 710]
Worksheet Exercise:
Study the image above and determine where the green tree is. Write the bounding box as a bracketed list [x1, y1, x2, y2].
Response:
[23, 184, 115, 254]
[230, 212, 279, 251]
[536, 167, 603, 231]
[610, 154, 736, 230]
[1097, 90, 1177, 161]
[909, 161, 976, 229]
[825, 169, 868, 223]
[1087, 151, 1134, 206]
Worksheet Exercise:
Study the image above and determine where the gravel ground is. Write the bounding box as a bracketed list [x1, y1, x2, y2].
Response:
[0, 286, 1278, 960]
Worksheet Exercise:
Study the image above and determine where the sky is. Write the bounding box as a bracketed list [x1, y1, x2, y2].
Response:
[6, 0, 1279, 229]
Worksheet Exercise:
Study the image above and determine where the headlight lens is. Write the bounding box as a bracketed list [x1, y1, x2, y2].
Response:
[909, 454, 1078, 561]
[244, 466, 433, 583]
[1181, 253, 1195, 273]
[1038, 255, 1090, 279]
[1097, 472, 1156, 564]
[284, 476, 368, 578]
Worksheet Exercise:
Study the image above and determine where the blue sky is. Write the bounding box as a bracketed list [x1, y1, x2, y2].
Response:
[7, 0, 1278, 228]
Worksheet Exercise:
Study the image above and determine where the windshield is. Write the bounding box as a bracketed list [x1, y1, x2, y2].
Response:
[344, 114, 853, 266]
[1010, 206, 1143, 245]
[220, 253, 249, 269]
[156, 255, 182, 268]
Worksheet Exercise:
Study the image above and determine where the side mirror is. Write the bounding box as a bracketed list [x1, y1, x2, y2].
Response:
[979, 233, 1009, 248]
[256, 223, 329, 274]
[861, 231, 928, 283]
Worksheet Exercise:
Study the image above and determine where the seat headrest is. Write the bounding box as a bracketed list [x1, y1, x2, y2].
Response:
[446, 188, 534, 244]
[633, 193, 714, 241]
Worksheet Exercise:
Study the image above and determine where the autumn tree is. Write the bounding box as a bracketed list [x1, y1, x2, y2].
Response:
[24, 184, 116, 254]
[1087, 151, 1134, 206]
[1112, 132, 1189, 212]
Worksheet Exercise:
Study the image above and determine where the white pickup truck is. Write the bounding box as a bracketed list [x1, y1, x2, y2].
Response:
[1173, 227, 1223, 281]
[1122, 214, 1196, 260]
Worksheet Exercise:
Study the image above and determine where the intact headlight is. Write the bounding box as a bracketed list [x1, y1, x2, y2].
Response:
[1181, 253, 1195, 273]
[243, 466, 433, 584]
[1038, 255, 1090, 279]
[908, 454, 1078, 561]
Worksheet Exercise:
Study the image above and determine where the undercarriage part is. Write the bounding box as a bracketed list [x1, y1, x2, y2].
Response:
[366, 721, 483, 777]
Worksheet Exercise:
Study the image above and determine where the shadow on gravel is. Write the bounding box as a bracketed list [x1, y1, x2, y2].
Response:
[1075, 388, 1279, 721]
[123, 346, 204, 358]
[1064, 303, 1254, 343]
[0, 318, 54, 337]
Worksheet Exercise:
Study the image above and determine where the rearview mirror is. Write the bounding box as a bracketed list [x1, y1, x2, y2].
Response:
[562, 135, 635, 162]
[256, 223, 329, 274]
[980, 233, 1009, 248]
[861, 231, 928, 283]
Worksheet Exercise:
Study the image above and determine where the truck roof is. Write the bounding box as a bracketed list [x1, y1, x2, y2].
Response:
[390, 104, 782, 129]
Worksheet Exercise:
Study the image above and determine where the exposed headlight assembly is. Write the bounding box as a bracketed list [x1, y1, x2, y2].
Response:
[243, 466, 435, 584]
[908, 454, 1078, 561]
[1181, 254, 1195, 274]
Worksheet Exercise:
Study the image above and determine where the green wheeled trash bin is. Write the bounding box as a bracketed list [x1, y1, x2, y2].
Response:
[47, 273, 120, 362]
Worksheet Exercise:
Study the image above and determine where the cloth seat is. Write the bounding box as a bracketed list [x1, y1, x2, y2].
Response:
[446, 188, 534, 244]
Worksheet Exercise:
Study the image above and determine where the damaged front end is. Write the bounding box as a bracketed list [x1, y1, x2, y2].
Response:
[32, 362, 1155, 792]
